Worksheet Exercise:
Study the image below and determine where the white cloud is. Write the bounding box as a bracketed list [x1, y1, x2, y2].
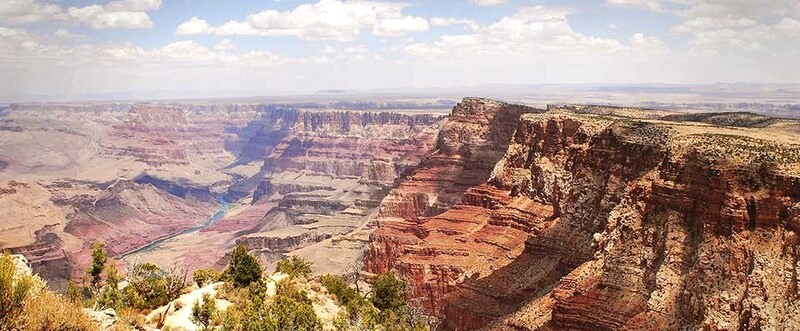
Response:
[176, 17, 215, 35]
[430, 17, 479, 31]
[320, 45, 337, 53]
[343, 45, 369, 53]
[629, 32, 667, 52]
[175, 0, 428, 41]
[1, 0, 161, 29]
[213, 39, 235, 51]
[0, 25, 325, 71]
[0, 0, 61, 24]
[609, 0, 796, 19]
[373, 16, 429, 37]
[606, 0, 662, 11]
[469, 0, 507, 6]
[606, 1, 800, 53]
[52, 28, 85, 40]
[683, 18, 800, 51]
[104, 0, 161, 12]
[63, 5, 155, 29]
[661, 1, 800, 52]
[671, 16, 758, 33]
[401, 6, 631, 61]
[672, 0, 793, 20]
[3, 0, 800, 99]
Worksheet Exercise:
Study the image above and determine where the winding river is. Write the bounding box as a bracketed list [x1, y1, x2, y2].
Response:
[118, 196, 230, 259]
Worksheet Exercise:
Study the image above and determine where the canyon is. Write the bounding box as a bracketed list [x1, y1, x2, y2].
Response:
[2, 97, 799, 330]
[0, 100, 449, 288]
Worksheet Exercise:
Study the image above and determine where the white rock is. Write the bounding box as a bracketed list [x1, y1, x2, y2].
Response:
[83, 308, 118, 330]
[146, 282, 232, 331]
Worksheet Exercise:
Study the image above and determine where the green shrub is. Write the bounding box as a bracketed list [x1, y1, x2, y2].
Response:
[193, 268, 221, 287]
[66, 280, 83, 304]
[1, 254, 94, 330]
[221, 274, 321, 331]
[191, 293, 217, 330]
[0, 254, 33, 329]
[222, 293, 323, 331]
[87, 242, 107, 289]
[275, 279, 311, 305]
[371, 272, 406, 312]
[122, 262, 187, 310]
[268, 295, 321, 330]
[320, 274, 366, 317]
[97, 262, 123, 309]
[275, 255, 313, 279]
[223, 244, 262, 288]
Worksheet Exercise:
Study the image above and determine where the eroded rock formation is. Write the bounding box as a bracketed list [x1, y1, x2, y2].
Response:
[234, 107, 446, 269]
[376, 98, 540, 220]
[365, 102, 800, 330]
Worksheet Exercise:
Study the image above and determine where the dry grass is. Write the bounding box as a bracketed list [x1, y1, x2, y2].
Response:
[22, 290, 97, 331]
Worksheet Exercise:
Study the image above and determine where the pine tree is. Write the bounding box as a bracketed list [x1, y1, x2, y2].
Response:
[224, 243, 262, 288]
[191, 293, 217, 330]
[371, 272, 406, 312]
[87, 242, 107, 290]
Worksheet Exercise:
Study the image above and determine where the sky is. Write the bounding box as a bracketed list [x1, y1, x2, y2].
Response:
[1, 0, 799, 100]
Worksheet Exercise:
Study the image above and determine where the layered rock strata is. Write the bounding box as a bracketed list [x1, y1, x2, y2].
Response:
[376, 98, 540, 220]
[366, 102, 800, 330]
[236, 108, 446, 267]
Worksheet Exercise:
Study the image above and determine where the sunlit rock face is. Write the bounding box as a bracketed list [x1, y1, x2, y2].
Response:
[365, 101, 800, 330]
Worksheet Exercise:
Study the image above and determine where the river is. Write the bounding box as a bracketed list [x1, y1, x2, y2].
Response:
[118, 196, 230, 259]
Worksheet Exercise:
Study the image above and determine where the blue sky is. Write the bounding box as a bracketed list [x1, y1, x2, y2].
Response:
[1, 0, 799, 100]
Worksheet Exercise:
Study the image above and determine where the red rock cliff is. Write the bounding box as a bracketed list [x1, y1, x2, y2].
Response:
[365, 104, 800, 330]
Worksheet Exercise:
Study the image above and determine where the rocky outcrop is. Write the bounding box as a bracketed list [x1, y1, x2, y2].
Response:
[376, 98, 540, 220]
[145, 282, 233, 331]
[83, 308, 118, 330]
[239, 230, 333, 254]
[364, 98, 543, 315]
[7, 225, 71, 290]
[365, 104, 800, 330]
[251, 179, 336, 204]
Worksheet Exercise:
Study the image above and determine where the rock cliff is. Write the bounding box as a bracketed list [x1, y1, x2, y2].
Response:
[365, 101, 800, 330]
[236, 108, 445, 269]
[376, 98, 540, 220]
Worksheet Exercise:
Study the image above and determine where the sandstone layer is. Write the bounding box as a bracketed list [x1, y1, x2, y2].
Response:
[365, 101, 800, 330]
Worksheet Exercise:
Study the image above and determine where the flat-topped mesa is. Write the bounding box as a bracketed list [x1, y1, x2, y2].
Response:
[122, 104, 189, 129]
[237, 107, 443, 191]
[546, 104, 678, 119]
[364, 101, 800, 330]
[237, 106, 444, 163]
[104, 103, 256, 168]
[375, 98, 542, 220]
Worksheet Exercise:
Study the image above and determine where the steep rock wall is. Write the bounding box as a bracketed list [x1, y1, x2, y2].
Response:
[366, 105, 800, 330]
[376, 97, 541, 220]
